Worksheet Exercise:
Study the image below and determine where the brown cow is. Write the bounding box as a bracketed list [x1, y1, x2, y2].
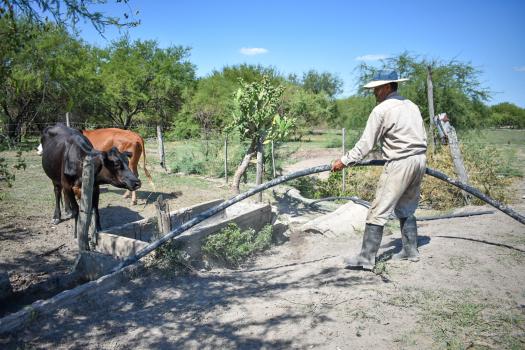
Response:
[82, 128, 154, 205]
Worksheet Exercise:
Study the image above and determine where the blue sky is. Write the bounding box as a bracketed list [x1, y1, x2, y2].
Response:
[79, 0, 525, 107]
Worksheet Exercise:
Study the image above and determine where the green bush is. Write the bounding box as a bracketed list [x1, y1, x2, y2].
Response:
[170, 153, 206, 175]
[202, 223, 273, 268]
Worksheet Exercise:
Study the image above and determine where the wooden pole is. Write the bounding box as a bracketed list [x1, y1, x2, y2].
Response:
[154, 195, 171, 239]
[157, 125, 166, 171]
[426, 66, 435, 153]
[446, 123, 471, 204]
[66, 112, 70, 127]
[256, 135, 264, 202]
[77, 155, 94, 251]
[342, 128, 346, 192]
[271, 140, 276, 179]
[224, 137, 228, 184]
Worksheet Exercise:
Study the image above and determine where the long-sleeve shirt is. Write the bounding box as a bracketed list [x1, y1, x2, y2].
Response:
[341, 92, 427, 165]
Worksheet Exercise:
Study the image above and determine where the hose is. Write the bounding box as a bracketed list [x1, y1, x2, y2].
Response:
[113, 159, 525, 272]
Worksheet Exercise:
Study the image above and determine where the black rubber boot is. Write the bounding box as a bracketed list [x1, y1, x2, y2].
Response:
[344, 224, 384, 270]
[392, 216, 420, 262]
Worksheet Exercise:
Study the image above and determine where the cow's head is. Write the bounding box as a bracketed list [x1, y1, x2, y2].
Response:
[96, 147, 141, 191]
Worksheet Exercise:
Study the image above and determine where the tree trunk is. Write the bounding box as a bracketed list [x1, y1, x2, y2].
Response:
[231, 138, 257, 194]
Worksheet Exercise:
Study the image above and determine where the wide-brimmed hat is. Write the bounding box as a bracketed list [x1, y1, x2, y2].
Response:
[363, 70, 408, 89]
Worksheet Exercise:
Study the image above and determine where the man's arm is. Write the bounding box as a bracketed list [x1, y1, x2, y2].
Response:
[341, 109, 384, 166]
[331, 109, 383, 172]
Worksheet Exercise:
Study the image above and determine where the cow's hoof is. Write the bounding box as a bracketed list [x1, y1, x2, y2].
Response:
[52, 218, 61, 225]
[132, 200, 137, 205]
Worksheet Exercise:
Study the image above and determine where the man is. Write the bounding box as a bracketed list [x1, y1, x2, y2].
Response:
[331, 70, 427, 270]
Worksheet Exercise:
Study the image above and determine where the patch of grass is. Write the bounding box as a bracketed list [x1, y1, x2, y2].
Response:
[202, 223, 273, 268]
[389, 288, 525, 349]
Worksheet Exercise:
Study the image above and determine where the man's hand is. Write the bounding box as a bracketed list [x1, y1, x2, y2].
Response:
[331, 159, 346, 172]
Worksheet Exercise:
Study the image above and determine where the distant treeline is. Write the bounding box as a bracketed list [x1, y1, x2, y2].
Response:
[1, 18, 524, 143]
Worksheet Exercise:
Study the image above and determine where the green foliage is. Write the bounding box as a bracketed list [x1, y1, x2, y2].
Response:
[0, 150, 26, 190]
[170, 153, 206, 175]
[335, 95, 376, 129]
[202, 223, 273, 268]
[300, 70, 343, 98]
[97, 37, 196, 128]
[489, 102, 525, 128]
[0, 20, 100, 141]
[230, 75, 291, 142]
[280, 85, 338, 136]
[354, 52, 492, 129]
[1, 0, 138, 35]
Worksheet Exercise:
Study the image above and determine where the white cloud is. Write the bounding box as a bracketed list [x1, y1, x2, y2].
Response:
[513, 66, 525, 72]
[240, 47, 268, 56]
[355, 54, 389, 62]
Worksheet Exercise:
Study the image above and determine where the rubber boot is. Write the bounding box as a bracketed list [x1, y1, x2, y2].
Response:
[392, 216, 420, 262]
[344, 224, 384, 270]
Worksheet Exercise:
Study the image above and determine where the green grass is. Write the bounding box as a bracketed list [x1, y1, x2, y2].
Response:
[390, 288, 525, 349]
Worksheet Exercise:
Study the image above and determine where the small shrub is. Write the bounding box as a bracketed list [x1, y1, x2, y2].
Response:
[153, 241, 194, 274]
[170, 153, 206, 175]
[202, 223, 273, 268]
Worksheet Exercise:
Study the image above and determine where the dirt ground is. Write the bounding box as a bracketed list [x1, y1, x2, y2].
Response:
[1, 146, 525, 349]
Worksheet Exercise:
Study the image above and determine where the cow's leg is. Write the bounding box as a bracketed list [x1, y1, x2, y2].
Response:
[52, 184, 62, 224]
[128, 157, 140, 205]
[93, 184, 102, 231]
[62, 190, 73, 219]
[64, 189, 79, 237]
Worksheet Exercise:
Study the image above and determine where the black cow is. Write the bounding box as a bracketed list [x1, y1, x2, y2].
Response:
[41, 123, 141, 231]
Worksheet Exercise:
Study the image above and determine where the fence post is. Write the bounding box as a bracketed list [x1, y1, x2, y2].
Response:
[66, 112, 70, 127]
[271, 140, 276, 179]
[77, 155, 94, 251]
[342, 128, 346, 192]
[157, 124, 166, 171]
[224, 137, 228, 184]
[256, 135, 264, 202]
[446, 124, 471, 205]
[426, 66, 436, 153]
[154, 195, 171, 240]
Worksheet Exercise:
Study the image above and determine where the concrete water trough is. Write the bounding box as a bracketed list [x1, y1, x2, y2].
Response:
[93, 198, 273, 261]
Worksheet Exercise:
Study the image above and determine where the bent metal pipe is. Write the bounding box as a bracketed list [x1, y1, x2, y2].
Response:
[113, 160, 525, 272]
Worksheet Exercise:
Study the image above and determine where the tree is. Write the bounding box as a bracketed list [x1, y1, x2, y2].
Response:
[174, 64, 283, 139]
[0, 0, 139, 35]
[354, 52, 491, 129]
[489, 103, 525, 128]
[97, 37, 195, 129]
[301, 70, 343, 98]
[280, 84, 338, 137]
[229, 76, 294, 194]
[0, 20, 98, 141]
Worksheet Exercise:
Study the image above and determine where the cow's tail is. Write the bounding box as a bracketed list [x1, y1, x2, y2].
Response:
[140, 137, 155, 191]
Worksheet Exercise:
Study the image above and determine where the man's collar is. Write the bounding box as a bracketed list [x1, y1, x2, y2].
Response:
[385, 91, 405, 101]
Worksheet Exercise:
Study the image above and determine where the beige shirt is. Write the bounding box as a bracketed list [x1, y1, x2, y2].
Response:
[341, 93, 427, 165]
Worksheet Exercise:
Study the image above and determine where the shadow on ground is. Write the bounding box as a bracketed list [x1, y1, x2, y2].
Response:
[2, 258, 379, 349]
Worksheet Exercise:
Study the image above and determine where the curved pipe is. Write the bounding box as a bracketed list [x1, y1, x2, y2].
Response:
[113, 159, 524, 272]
